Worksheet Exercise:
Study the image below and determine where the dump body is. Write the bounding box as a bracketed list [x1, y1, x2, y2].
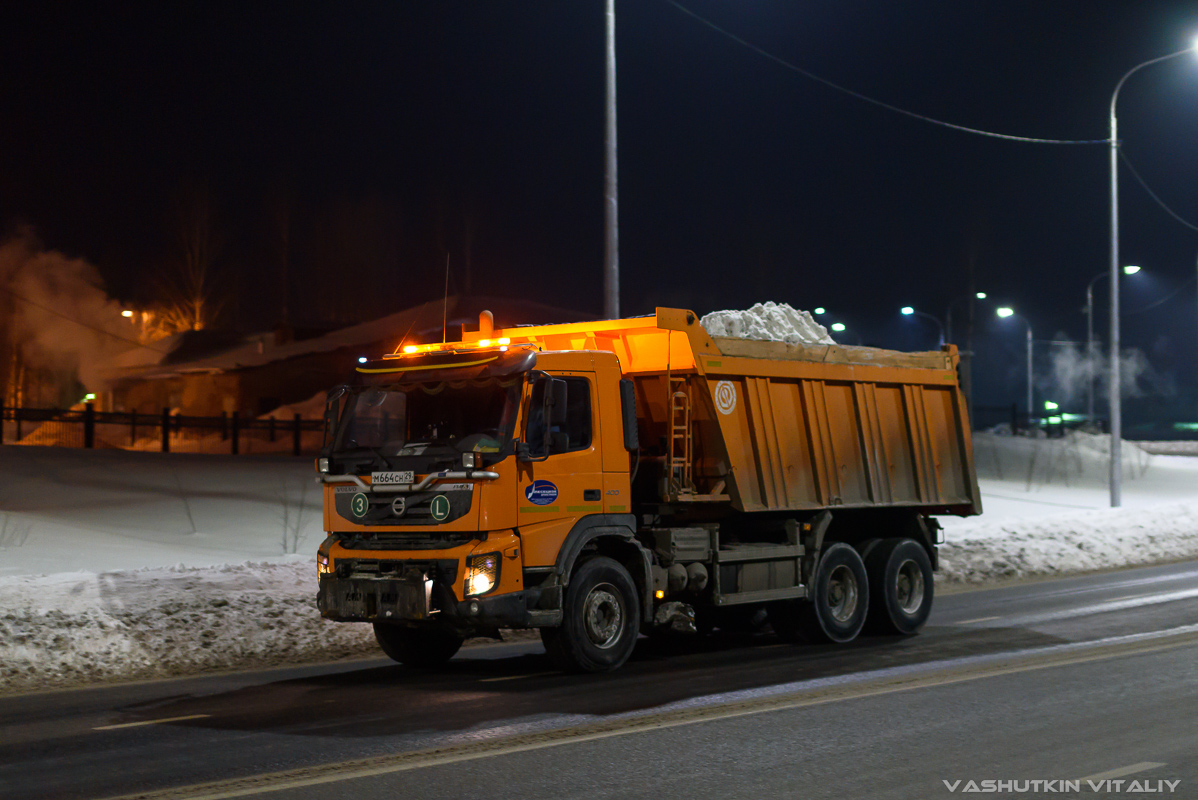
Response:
[481, 307, 980, 517]
[315, 307, 981, 672]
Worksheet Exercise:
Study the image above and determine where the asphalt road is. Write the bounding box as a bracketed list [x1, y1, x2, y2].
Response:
[3, 561, 1197, 800]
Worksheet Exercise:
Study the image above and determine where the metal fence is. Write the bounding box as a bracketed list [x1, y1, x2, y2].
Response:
[0, 404, 325, 456]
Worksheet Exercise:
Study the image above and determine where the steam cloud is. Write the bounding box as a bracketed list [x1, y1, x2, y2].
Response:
[1, 229, 130, 397]
[1046, 338, 1174, 405]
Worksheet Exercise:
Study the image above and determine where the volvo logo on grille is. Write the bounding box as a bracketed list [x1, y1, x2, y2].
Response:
[390, 496, 406, 516]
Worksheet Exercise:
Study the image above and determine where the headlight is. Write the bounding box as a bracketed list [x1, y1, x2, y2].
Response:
[317, 457, 330, 473]
[317, 553, 332, 576]
[461, 452, 479, 469]
[466, 553, 500, 596]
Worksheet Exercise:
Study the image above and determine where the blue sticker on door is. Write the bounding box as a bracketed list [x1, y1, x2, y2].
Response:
[525, 480, 559, 506]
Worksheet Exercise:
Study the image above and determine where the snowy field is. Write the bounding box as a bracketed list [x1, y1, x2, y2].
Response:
[1, 433, 1196, 694]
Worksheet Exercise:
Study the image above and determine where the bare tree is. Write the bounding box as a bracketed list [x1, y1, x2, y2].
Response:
[155, 184, 224, 333]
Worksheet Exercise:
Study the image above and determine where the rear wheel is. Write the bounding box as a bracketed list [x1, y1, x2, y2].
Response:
[865, 538, 934, 635]
[542, 556, 640, 673]
[373, 623, 464, 668]
[771, 542, 868, 644]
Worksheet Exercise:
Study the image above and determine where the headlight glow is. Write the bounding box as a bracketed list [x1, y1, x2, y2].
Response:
[317, 553, 332, 577]
[466, 553, 500, 596]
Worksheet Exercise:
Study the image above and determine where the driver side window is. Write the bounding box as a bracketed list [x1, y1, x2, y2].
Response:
[526, 377, 592, 456]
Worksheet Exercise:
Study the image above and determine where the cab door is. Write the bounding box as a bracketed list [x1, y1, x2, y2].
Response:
[517, 372, 605, 567]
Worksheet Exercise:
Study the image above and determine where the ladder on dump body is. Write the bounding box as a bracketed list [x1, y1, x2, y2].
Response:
[667, 377, 694, 498]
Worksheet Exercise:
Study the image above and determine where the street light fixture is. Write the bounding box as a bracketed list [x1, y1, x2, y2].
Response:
[996, 307, 1033, 430]
[1084, 265, 1143, 424]
[900, 306, 945, 346]
[945, 292, 989, 344]
[1108, 44, 1197, 507]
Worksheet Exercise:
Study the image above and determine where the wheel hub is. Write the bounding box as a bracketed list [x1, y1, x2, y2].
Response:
[583, 583, 623, 649]
[825, 564, 859, 623]
[895, 559, 925, 615]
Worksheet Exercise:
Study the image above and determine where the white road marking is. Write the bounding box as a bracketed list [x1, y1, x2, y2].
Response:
[955, 616, 1000, 625]
[1079, 762, 1166, 782]
[479, 672, 557, 683]
[94, 714, 210, 731]
[1001, 587, 1198, 626]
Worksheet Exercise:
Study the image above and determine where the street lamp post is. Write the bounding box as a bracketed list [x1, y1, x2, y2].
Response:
[997, 308, 1033, 431]
[603, 0, 619, 319]
[945, 292, 987, 345]
[900, 306, 945, 346]
[1084, 266, 1140, 425]
[1108, 46, 1195, 507]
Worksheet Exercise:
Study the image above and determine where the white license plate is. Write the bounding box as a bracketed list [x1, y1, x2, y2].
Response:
[371, 471, 414, 485]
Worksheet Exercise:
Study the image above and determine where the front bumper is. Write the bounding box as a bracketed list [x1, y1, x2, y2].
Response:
[318, 575, 561, 630]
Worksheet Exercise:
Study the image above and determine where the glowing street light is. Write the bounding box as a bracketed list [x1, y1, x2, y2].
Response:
[1107, 44, 1198, 506]
[900, 306, 945, 346]
[1084, 265, 1143, 425]
[830, 322, 846, 332]
[997, 307, 1033, 430]
[121, 309, 134, 318]
[813, 307, 827, 316]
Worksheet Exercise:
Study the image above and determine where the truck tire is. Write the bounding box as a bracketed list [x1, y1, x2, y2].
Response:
[541, 556, 640, 673]
[771, 542, 868, 644]
[373, 623, 464, 668]
[865, 538, 934, 635]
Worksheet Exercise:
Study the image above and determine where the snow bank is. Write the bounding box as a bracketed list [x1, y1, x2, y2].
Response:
[4, 433, 1198, 694]
[939, 501, 1198, 584]
[0, 562, 377, 694]
[701, 302, 833, 345]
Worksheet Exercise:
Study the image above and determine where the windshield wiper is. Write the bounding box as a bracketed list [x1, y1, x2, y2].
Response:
[338, 444, 393, 470]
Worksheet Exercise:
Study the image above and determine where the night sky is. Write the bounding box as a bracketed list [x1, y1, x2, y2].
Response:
[4, 1, 1198, 423]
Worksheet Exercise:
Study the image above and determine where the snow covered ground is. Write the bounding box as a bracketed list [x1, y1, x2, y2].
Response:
[1, 432, 1196, 694]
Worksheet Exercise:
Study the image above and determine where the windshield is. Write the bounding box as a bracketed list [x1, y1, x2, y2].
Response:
[332, 376, 520, 470]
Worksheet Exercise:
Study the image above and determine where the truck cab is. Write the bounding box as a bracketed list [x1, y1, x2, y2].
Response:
[317, 338, 646, 671]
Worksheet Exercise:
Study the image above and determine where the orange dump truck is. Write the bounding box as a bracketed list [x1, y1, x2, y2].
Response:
[315, 308, 981, 672]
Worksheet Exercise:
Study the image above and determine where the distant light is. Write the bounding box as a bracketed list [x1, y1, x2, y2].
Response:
[402, 345, 418, 354]
[1045, 401, 1059, 411]
[84, 393, 95, 401]
[996, 307, 1015, 318]
[830, 322, 846, 332]
[655, 590, 665, 600]
[976, 292, 987, 300]
[813, 307, 826, 315]
[121, 310, 134, 318]
[1122, 265, 1141, 275]
[901, 306, 915, 316]
[497, 337, 510, 345]
[358, 357, 367, 363]
[478, 339, 491, 347]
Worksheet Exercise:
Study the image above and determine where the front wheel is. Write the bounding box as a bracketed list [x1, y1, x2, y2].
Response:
[865, 538, 934, 635]
[542, 556, 640, 673]
[373, 623, 464, 668]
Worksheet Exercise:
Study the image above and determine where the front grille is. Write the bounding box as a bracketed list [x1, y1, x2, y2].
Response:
[339, 530, 476, 550]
